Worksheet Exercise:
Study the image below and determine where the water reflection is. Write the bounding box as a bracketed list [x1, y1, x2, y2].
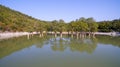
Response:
[0, 35, 120, 59]
[0, 36, 49, 59]
[50, 37, 68, 51]
[96, 36, 120, 47]
[50, 37, 97, 54]
[69, 37, 97, 54]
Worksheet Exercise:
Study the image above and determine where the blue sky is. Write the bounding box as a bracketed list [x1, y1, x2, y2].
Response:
[0, 0, 120, 22]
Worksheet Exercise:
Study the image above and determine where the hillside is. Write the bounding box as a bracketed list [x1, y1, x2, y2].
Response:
[0, 5, 44, 32]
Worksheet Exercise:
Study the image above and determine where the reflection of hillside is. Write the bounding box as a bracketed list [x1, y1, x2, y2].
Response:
[97, 36, 120, 47]
[0, 36, 48, 59]
[50, 37, 97, 54]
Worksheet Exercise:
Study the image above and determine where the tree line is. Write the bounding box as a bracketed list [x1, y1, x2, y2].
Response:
[0, 5, 120, 37]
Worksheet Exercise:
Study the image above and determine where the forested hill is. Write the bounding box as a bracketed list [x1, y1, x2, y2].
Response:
[0, 5, 46, 32]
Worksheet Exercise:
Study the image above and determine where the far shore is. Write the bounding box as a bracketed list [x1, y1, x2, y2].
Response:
[0, 32, 120, 40]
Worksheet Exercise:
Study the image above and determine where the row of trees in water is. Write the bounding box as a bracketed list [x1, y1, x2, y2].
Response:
[48, 18, 98, 38]
[0, 5, 120, 38]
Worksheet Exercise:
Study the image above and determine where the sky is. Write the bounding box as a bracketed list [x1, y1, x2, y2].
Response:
[0, 0, 120, 22]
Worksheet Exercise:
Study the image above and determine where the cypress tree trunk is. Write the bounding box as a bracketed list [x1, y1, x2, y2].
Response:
[39, 33, 41, 37]
[55, 31, 57, 38]
[41, 32, 43, 37]
[68, 31, 70, 36]
[31, 32, 34, 37]
[71, 31, 73, 38]
[92, 32, 95, 38]
[76, 31, 78, 39]
[79, 32, 81, 38]
[84, 32, 86, 38]
[27, 33, 30, 39]
[81, 32, 84, 38]
[60, 32, 62, 38]
[88, 32, 91, 37]
[39, 31, 42, 37]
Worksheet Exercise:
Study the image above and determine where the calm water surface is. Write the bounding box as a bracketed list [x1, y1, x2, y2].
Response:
[0, 35, 120, 67]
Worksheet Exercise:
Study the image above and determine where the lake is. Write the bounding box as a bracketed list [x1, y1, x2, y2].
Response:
[0, 35, 120, 67]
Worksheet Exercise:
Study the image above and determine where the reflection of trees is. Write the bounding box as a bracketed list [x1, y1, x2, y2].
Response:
[69, 37, 97, 54]
[35, 36, 50, 48]
[0, 36, 49, 59]
[50, 37, 97, 54]
[97, 36, 120, 47]
[2, 35, 119, 59]
[50, 37, 68, 51]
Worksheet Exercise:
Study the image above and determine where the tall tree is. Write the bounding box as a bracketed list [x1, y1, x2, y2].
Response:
[57, 19, 66, 38]
[51, 20, 59, 37]
[69, 21, 76, 38]
[86, 18, 98, 36]
[75, 18, 88, 38]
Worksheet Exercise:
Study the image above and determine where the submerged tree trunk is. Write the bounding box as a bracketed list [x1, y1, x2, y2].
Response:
[84, 32, 86, 38]
[88, 32, 91, 37]
[76, 31, 79, 39]
[60, 32, 63, 38]
[27, 33, 30, 39]
[92, 32, 95, 38]
[79, 32, 82, 38]
[41, 32, 43, 37]
[39, 31, 43, 37]
[71, 31, 73, 38]
[31, 32, 34, 37]
[39, 33, 41, 37]
[68, 31, 70, 36]
[54, 31, 57, 38]
[81, 32, 84, 38]
[44, 31, 47, 36]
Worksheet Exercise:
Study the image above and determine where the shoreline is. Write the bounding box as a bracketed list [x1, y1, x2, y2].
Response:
[0, 32, 29, 40]
[94, 32, 120, 36]
[0, 32, 120, 40]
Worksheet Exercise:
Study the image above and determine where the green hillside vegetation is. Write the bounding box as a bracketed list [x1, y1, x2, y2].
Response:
[0, 5, 46, 32]
[0, 5, 120, 34]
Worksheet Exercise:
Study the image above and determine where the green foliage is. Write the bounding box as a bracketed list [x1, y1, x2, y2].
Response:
[0, 5, 120, 33]
[86, 18, 98, 32]
[89, 22, 98, 32]
[75, 19, 88, 32]
[51, 20, 59, 32]
[98, 21, 112, 32]
[98, 19, 120, 32]
[69, 21, 76, 32]
[57, 19, 66, 33]
[0, 5, 45, 32]
[69, 17, 97, 32]
[111, 19, 120, 32]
